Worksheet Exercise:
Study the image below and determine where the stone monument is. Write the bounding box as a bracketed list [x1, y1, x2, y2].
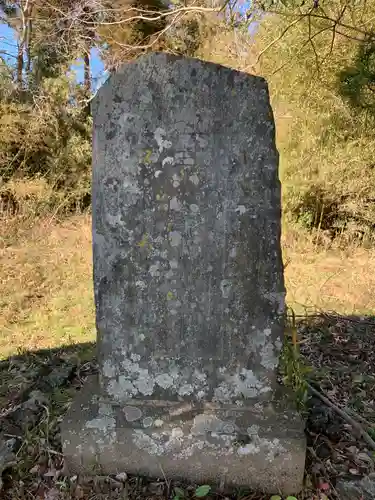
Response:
[62, 52, 306, 495]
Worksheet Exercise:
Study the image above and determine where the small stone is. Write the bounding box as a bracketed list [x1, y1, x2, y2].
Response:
[74, 485, 84, 499]
[171, 427, 184, 439]
[349, 468, 360, 475]
[29, 465, 40, 474]
[107, 477, 123, 489]
[357, 452, 373, 464]
[115, 472, 128, 482]
[148, 481, 165, 495]
[347, 446, 358, 454]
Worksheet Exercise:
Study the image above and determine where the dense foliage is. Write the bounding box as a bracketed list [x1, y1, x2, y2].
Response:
[254, 0, 375, 243]
[0, 0, 223, 213]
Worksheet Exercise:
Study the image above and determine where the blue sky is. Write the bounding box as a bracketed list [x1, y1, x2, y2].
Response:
[0, 22, 107, 89]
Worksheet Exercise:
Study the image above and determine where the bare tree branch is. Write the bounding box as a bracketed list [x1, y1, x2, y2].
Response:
[0, 50, 18, 59]
[252, 0, 372, 80]
[271, 25, 334, 75]
[256, 12, 308, 64]
[308, 10, 320, 76]
[42, 1, 222, 27]
[268, 7, 373, 39]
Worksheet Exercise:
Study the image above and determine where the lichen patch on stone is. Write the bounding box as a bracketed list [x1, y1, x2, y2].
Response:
[123, 406, 143, 422]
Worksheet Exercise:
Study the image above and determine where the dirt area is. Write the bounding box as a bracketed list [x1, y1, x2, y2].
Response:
[0, 315, 374, 500]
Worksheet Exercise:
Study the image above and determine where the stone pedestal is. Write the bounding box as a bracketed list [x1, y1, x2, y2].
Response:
[61, 52, 306, 495]
[62, 377, 305, 494]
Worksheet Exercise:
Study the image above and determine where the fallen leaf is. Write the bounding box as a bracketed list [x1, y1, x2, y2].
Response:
[319, 482, 330, 491]
[115, 472, 128, 482]
[347, 446, 358, 454]
[349, 468, 360, 475]
[44, 468, 58, 478]
[74, 485, 84, 499]
[174, 487, 185, 498]
[44, 487, 61, 500]
[195, 485, 211, 498]
[29, 465, 40, 474]
[357, 452, 372, 463]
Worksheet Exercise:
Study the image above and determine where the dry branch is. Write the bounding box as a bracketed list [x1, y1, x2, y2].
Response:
[308, 383, 375, 451]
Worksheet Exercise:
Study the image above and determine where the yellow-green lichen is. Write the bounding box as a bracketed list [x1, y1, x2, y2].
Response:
[143, 149, 153, 165]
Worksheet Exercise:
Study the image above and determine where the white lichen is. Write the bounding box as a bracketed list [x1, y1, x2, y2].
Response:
[162, 156, 174, 166]
[134, 371, 155, 395]
[132, 430, 164, 456]
[87, 404, 116, 432]
[143, 417, 154, 428]
[171, 427, 184, 439]
[235, 205, 247, 215]
[247, 425, 260, 436]
[213, 368, 270, 402]
[260, 342, 278, 370]
[135, 280, 147, 290]
[220, 280, 232, 298]
[154, 128, 172, 153]
[149, 263, 160, 277]
[123, 406, 143, 422]
[108, 377, 138, 400]
[170, 197, 181, 211]
[189, 174, 199, 185]
[237, 443, 260, 455]
[155, 373, 174, 389]
[177, 384, 193, 396]
[103, 360, 117, 378]
[169, 231, 182, 247]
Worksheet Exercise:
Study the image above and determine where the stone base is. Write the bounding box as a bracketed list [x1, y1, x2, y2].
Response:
[61, 376, 306, 495]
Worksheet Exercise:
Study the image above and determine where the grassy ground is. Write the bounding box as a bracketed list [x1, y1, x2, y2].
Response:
[283, 228, 375, 316]
[0, 214, 95, 359]
[1, 214, 374, 359]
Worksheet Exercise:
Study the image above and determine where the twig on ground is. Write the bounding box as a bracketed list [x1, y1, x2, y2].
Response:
[290, 312, 375, 326]
[344, 407, 375, 430]
[307, 382, 375, 451]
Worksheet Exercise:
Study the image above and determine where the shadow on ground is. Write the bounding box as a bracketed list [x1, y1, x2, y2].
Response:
[0, 314, 375, 500]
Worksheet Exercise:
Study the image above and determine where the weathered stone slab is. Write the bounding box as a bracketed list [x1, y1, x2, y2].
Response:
[63, 376, 306, 494]
[62, 52, 306, 494]
[94, 52, 284, 404]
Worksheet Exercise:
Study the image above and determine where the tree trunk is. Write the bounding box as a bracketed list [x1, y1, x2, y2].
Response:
[16, 43, 24, 85]
[26, 17, 32, 76]
[84, 51, 90, 96]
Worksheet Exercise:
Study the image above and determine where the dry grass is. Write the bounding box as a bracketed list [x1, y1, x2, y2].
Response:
[0, 213, 95, 359]
[283, 229, 375, 316]
[1, 208, 374, 359]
